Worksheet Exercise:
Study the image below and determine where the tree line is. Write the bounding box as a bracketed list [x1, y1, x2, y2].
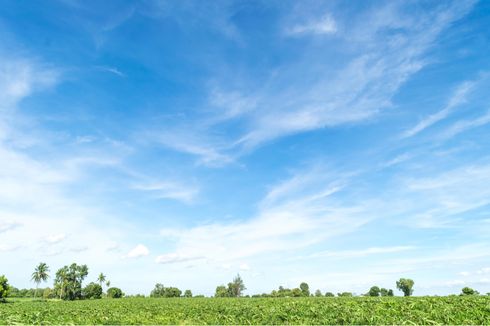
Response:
[0, 264, 488, 301]
[0, 262, 123, 301]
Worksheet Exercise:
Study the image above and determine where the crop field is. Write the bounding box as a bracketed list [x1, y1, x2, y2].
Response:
[1, 296, 490, 325]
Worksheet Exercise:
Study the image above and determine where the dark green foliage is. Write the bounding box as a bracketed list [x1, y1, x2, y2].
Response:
[338, 292, 353, 297]
[299, 282, 310, 296]
[54, 263, 89, 300]
[325, 292, 335, 297]
[367, 286, 380, 297]
[0, 275, 10, 300]
[82, 282, 102, 299]
[215, 275, 246, 297]
[227, 274, 246, 297]
[184, 290, 192, 298]
[396, 278, 414, 297]
[379, 288, 394, 296]
[107, 287, 124, 299]
[314, 289, 322, 297]
[150, 284, 182, 298]
[461, 287, 479, 296]
[270, 284, 312, 297]
[215, 285, 228, 298]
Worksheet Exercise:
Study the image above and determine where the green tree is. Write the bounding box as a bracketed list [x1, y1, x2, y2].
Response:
[0, 275, 10, 301]
[338, 292, 353, 297]
[314, 289, 322, 297]
[82, 282, 102, 299]
[107, 287, 124, 298]
[380, 288, 394, 296]
[396, 278, 414, 297]
[43, 288, 56, 299]
[461, 287, 479, 296]
[150, 283, 165, 297]
[150, 284, 182, 297]
[184, 289, 193, 297]
[54, 263, 89, 300]
[97, 273, 106, 288]
[367, 286, 381, 297]
[299, 282, 310, 296]
[227, 274, 246, 297]
[325, 292, 335, 297]
[31, 262, 50, 298]
[215, 285, 229, 297]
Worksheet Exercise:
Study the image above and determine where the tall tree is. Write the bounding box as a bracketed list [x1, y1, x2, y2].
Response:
[300, 282, 310, 296]
[97, 273, 106, 288]
[31, 262, 50, 298]
[396, 278, 414, 297]
[227, 274, 246, 297]
[54, 263, 89, 300]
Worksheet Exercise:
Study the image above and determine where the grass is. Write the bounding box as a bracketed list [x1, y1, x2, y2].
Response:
[1, 296, 489, 325]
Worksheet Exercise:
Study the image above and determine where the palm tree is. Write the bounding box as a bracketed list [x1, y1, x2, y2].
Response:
[31, 262, 50, 298]
[97, 273, 106, 288]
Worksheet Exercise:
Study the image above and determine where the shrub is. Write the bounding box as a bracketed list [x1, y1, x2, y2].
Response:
[107, 287, 124, 298]
[82, 282, 102, 299]
[0, 275, 10, 301]
[461, 287, 479, 296]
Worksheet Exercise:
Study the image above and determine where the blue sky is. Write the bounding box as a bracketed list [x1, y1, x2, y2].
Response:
[1, 0, 490, 296]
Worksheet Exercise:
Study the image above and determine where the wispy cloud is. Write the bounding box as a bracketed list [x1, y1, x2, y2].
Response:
[133, 181, 199, 204]
[156, 168, 370, 266]
[402, 79, 477, 138]
[287, 14, 337, 36]
[95, 65, 125, 77]
[125, 244, 149, 259]
[44, 233, 67, 244]
[299, 246, 416, 260]
[440, 110, 490, 139]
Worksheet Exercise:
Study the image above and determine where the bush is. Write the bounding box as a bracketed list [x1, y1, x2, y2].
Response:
[107, 287, 124, 298]
[461, 287, 479, 296]
[82, 282, 102, 299]
[0, 275, 10, 301]
[151, 284, 182, 298]
[43, 288, 57, 299]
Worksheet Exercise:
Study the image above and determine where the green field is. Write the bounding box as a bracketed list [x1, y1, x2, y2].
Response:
[1, 296, 490, 325]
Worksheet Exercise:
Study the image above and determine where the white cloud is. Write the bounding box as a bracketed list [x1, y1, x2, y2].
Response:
[0, 220, 20, 233]
[125, 244, 149, 259]
[95, 65, 125, 77]
[155, 253, 204, 264]
[44, 233, 66, 244]
[0, 57, 59, 108]
[440, 110, 490, 139]
[301, 246, 416, 260]
[209, 88, 258, 121]
[133, 181, 199, 204]
[156, 168, 371, 267]
[153, 130, 234, 167]
[0, 244, 21, 252]
[402, 79, 476, 138]
[234, 1, 476, 151]
[287, 14, 337, 36]
[239, 263, 251, 271]
[477, 267, 490, 274]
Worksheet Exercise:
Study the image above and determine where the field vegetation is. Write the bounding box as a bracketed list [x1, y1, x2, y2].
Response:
[1, 296, 490, 325]
[1, 262, 489, 324]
